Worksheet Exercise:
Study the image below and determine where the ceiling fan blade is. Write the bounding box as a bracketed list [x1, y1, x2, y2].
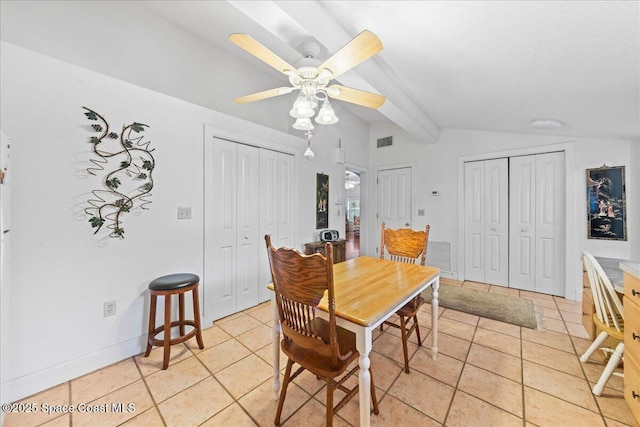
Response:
[327, 85, 386, 109]
[229, 33, 297, 76]
[318, 30, 383, 80]
[233, 87, 293, 104]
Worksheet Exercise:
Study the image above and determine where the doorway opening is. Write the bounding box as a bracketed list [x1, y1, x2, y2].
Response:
[345, 169, 360, 259]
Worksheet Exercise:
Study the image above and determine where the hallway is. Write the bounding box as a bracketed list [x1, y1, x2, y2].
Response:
[345, 231, 359, 260]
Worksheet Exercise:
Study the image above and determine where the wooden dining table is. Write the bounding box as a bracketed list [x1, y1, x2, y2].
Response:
[269, 255, 441, 427]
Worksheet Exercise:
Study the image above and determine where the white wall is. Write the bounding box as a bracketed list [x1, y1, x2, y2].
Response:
[0, 41, 370, 402]
[632, 141, 640, 260]
[368, 124, 638, 297]
[0, 129, 12, 423]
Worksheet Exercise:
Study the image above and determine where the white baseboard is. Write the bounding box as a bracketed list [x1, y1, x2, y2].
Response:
[3, 336, 146, 404]
[439, 271, 456, 280]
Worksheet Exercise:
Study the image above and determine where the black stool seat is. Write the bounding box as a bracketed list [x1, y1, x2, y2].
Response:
[144, 272, 204, 369]
[149, 273, 199, 291]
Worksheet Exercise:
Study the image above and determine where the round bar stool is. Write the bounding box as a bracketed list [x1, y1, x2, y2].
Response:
[144, 273, 204, 369]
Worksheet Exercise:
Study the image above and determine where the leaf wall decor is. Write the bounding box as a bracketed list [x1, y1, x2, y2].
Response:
[82, 107, 155, 239]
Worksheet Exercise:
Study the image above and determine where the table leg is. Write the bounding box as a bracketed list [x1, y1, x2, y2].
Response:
[271, 293, 281, 400]
[431, 277, 439, 360]
[356, 327, 372, 427]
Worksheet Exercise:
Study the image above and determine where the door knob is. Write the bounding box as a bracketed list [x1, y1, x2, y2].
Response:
[405, 222, 410, 227]
[491, 227, 497, 231]
[244, 236, 249, 240]
[521, 228, 528, 232]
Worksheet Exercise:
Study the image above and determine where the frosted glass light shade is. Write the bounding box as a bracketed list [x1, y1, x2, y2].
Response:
[292, 117, 315, 130]
[289, 94, 316, 118]
[315, 100, 339, 125]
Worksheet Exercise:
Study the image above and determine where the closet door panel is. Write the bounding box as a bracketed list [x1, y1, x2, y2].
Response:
[535, 152, 565, 295]
[207, 138, 238, 320]
[258, 150, 294, 303]
[236, 144, 260, 311]
[484, 158, 508, 285]
[259, 149, 278, 303]
[464, 162, 485, 282]
[509, 155, 536, 291]
[277, 153, 294, 248]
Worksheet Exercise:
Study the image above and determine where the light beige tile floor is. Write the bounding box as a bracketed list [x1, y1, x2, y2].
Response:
[4, 281, 638, 427]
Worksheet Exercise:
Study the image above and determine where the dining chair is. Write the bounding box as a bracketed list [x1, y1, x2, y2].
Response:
[265, 235, 379, 426]
[579, 251, 624, 396]
[379, 222, 430, 373]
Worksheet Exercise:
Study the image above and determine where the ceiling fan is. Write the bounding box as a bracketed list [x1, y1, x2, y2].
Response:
[345, 170, 361, 190]
[229, 30, 386, 130]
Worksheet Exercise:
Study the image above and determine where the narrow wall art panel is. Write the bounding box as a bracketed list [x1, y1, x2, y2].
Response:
[586, 165, 626, 240]
[316, 173, 329, 229]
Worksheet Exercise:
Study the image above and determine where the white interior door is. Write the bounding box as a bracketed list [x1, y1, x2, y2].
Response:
[205, 135, 296, 322]
[509, 152, 565, 295]
[258, 150, 294, 303]
[377, 167, 412, 238]
[483, 159, 509, 285]
[276, 153, 294, 249]
[534, 152, 565, 295]
[463, 159, 508, 285]
[236, 144, 260, 311]
[259, 149, 278, 304]
[464, 161, 485, 282]
[205, 137, 238, 321]
[509, 155, 536, 290]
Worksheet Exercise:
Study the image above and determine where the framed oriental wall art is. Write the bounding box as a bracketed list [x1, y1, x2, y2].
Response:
[316, 173, 329, 229]
[586, 165, 627, 240]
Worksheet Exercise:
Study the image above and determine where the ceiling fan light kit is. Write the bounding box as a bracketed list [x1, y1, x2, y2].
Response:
[229, 29, 387, 139]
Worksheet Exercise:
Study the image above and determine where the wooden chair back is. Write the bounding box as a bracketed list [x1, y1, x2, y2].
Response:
[380, 222, 430, 266]
[265, 235, 352, 367]
[582, 251, 624, 332]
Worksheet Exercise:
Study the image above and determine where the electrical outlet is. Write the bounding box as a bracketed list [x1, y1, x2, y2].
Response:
[104, 300, 116, 317]
[177, 207, 192, 219]
[177, 207, 190, 219]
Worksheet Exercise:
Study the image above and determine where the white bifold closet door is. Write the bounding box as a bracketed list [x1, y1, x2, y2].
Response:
[258, 148, 294, 303]
[463, 158, 509, 286]
[509, 152, 565, 295]
[204, 137, 294, 323]
[463, 152, 565, 295]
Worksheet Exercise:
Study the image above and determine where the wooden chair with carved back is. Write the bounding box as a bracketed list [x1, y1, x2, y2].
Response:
[379, 222, 430, 373]
[265, 235, 379, 426]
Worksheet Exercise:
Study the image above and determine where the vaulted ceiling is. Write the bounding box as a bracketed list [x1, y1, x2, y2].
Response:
[3, 1, 639, 142]
[138, 1, 640, 142]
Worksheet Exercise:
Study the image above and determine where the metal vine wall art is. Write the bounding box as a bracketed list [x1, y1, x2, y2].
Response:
[82, 107, 155, 239]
